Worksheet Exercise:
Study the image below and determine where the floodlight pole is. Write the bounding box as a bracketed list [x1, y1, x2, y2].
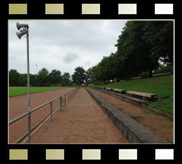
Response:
[26, 27, 31, 143]
[16, 22, 31, 143]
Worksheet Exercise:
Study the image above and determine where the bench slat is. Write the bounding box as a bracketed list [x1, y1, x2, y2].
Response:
[106, 88, 112, 91]
[127, 91, 157, 98]
[113, 89, 126, 94]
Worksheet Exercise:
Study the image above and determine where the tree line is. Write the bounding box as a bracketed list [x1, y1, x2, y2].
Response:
[9, 68, 66, 86]
[9, 21, 173, 86]
[90, 21, 173, 82]
[9, 66, 91, 86]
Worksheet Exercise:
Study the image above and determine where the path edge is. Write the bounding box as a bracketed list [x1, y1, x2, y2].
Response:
[93, 88, 173, 119]
[86, 88, 168, 144]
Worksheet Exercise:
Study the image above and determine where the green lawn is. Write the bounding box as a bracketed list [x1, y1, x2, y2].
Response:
[9, 87, 61, 97]
[96, 75, 173, 115]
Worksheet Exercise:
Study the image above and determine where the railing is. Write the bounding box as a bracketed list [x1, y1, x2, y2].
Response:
[9, 87, 80, 143]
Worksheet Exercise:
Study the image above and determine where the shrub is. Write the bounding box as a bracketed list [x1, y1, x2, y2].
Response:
[154, 64, 173, 74]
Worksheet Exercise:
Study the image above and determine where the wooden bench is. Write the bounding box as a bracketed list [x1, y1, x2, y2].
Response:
[132, 76, 141, 80]
[153, 72, 171, 77]
[105, 88, 112, 91]
[127, 91, 158, 101]
[113, 89, 126, 94]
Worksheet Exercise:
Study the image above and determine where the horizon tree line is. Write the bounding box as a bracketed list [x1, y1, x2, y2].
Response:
[9, 66, 90, 86]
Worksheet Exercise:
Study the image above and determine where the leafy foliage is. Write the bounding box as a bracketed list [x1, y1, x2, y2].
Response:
[9, 69, 20, 86]
[49, 69, 62, 85]
[61, 72, 71, 86]
[72, 66, 86, 85]
[91, 21, 173, 82]
[37, 68, 49, 86]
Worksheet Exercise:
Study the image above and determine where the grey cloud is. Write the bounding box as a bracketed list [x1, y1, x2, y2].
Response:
[83, 61, 91, 67]
[9, 20, 127, 74]
[63, 52, 79, 64]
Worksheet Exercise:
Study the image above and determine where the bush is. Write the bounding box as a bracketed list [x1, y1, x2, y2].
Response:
[154, 65, 173, 74]
[140, 71, 149, 78]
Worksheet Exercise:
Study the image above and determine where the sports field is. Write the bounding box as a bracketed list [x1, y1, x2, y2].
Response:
[9, 87, 61, 97]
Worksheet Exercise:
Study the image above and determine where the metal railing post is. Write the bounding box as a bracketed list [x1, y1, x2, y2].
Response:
[50, 101, 52, 122]
[65, 94, 66, 106]
[60, 96, 62, 111]
[28, 111, 31, 143]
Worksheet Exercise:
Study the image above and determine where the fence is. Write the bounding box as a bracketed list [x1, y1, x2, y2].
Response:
[9, 87, 80, 143]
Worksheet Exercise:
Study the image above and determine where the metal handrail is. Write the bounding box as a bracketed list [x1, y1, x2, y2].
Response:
[9, 112, 29, 125]
[9, 87, 80, 143]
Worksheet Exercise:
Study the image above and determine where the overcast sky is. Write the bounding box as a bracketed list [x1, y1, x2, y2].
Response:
[9, 20, 127, 75]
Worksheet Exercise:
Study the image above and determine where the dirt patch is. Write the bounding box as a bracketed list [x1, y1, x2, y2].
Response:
[130, 116, 143, 122]
[90, 89, 173, 143]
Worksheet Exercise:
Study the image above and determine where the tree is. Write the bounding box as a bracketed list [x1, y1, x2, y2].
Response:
[115, 21, 161, 78]
[95, 56, 111, 82]
[85, 67, 96, 83]
[49, 69, 62, 85]
[93, 52, 121, 83]
[61, 72, 71, 86]
[37, 68, 49, 86]
[105, 53, 121, 81]
[72, 66, 86, 85]
[9, 69, 20, 86]
[143, 21, 173, 65]
[30, 74, 36, 86]
[18, 73, 27, 86]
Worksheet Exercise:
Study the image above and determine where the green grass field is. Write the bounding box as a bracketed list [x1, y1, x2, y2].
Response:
[9, 87, 61, 97]
[96, 75, 173, 115]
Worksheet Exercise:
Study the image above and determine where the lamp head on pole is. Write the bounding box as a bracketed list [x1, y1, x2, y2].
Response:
[16, 22, 29, 30]
[16, 22, 29, 39]
[16, 30, 28, 39]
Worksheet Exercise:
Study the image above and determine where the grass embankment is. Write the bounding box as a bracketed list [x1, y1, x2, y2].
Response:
[9, 87, 61, 97]
[96, 75, 173, 115]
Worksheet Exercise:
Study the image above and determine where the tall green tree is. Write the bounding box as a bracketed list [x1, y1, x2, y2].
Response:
[61, 72, 71, 86]
[30, 74, 36, 86]
[72, 66, 86, 85]
[85, 66, 97, 83]
[9, 69, 20, 86]
[49, 69, 62, 85]
[37, 68, 49, 86]
[79, 21, 173, 82]
[18, 73, 27, 86]
[94, 52, 122, 82]
[96, 56, 110, 82]
[116, 21, 160, 78]
[143, 21, 173, 65]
